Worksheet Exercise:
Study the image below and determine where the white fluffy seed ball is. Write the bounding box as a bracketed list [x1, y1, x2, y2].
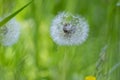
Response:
[50, 12, 89, 46]
[0, 19, 20, 46]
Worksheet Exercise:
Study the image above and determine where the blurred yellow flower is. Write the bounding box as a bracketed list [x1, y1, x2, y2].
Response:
[85, 76, 96, 80]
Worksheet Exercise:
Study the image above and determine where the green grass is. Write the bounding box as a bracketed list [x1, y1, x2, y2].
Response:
[0, 0, 120, 80]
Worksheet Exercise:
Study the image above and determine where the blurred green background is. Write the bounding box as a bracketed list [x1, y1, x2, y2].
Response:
[0, 0, 120, 80]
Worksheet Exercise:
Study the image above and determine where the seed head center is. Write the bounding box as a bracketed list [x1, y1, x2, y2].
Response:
[63, 23, 75, 34]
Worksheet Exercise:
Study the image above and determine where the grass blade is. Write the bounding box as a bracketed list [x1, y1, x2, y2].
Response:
[0, 0, 33, 27]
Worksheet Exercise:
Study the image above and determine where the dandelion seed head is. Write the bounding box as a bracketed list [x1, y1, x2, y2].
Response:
[116, 2, 120, 6]
[0, 19, 20, 46]
[50, 12, 89, 45]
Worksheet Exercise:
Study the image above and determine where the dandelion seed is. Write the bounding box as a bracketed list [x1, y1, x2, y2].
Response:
[0, 19, 20, 46]
[50, 12, 89, 45]
[85, 76, 96, 80]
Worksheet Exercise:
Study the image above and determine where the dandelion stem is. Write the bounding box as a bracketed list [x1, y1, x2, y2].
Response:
[61, 52, 68, 80]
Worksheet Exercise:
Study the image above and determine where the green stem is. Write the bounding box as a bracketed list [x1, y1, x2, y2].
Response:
[58, 46, 76, 80]
[61, 52, 68, 80]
